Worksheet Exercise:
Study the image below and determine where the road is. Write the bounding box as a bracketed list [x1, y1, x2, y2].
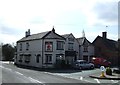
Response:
[1, 61, 86, 85]
[0, 61, 120, 85]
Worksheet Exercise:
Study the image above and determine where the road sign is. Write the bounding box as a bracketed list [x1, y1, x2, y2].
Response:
[100, 66, 105, 72]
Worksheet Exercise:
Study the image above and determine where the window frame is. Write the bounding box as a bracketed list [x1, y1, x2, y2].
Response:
[45, 54, 52, 64]
[83, 46, 88, 52]
[19, 43, 22, 51]
[56, 41, 64, 50]
[68, 43, 74, 50]
[45, 42, 53, 52]
[26, 42, 29, 50]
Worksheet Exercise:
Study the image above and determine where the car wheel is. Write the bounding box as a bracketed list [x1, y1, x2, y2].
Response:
[79, 66, 82, 70]
[90, 66, 94, 69]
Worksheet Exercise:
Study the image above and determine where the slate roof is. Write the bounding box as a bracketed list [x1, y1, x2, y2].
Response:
[61, 34, 71, 38]
[17, 31, 50, 42]
[77, 37, 91, 46]
[93, 36, 118, 51]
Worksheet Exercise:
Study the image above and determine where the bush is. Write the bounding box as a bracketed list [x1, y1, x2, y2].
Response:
[54, 60, 71, 69]
[106, 67, 112, 75]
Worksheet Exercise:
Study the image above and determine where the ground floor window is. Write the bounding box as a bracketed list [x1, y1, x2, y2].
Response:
[19, 54, 23, 62]
[45, 54, 52, 64]
[56, 54, 64, 61]
[24, 54, 31, 63]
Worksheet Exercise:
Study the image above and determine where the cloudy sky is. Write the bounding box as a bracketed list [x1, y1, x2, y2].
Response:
[0, 0, 119, 44]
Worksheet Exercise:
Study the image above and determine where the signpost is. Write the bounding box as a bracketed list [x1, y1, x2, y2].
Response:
[100, 66, 106, 77]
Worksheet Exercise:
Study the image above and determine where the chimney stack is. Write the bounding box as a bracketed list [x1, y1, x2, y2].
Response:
[52, 26, 55, 33]
[102, 32, 107, 39]
[25, 29, 31, 37]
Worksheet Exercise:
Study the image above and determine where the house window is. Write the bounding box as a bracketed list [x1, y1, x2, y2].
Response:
[20, 43, 22, 51]
[24, 54, 31, 63]
[56, 54, 64, 61]
[26, 42, 29, 50]
[68, 43, 74, 50]
[45, 42, 53, 51]
[36, 54, 40, 63]
[45, 54, 52, 64]
[83, 46, 88, 52]
[68, 38, 74, 42]
[57, 41, 64, 50]
[19, 54, 23, 62]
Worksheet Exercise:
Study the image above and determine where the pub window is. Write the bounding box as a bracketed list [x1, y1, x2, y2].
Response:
[24, 54, 31, 63]
[45, 42, 53, 52]
[45, 54, 52, 64]
[26, 42, 29, 50]
[57, 41, 64, 50]
[20, 43, 22, 51]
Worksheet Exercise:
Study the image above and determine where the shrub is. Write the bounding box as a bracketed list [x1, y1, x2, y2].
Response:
[106, 67, 112, 75]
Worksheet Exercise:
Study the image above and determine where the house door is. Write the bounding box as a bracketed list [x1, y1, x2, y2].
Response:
[35, 54, 42, 67]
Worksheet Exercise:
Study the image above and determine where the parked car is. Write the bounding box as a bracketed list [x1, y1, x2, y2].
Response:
[113, 67, 120, 74]
[72, 60, 94, 70]
[92, 57, 111, 67]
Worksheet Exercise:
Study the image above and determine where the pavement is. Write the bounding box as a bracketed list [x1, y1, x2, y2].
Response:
[89, 72, 120, 80]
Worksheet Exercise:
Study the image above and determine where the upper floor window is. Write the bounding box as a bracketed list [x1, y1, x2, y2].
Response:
[57, 41, 64, 50]
[45, 42, 53, 52]
[83, 46, 88, 52]
[20, 43, 22, 51]
[26, 42, 29, 50]
[68, 43, 74, 50]
[68, 38, 74, 42]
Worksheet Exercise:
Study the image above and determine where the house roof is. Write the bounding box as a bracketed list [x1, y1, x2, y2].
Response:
[18, 31, 50, 42]
[93, 36, 118, 51]
[61, 33, 71, 38]
[77, 37, 91, 46]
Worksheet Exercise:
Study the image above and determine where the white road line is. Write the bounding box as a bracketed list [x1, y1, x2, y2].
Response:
[28, 77, 43, 83]
[4, 67, 12, 71]
[83, 79, 93, 83]
[80, 76, 83, 80]
[2, 62, 9, 64]
[15, 71, 23, 76]
[94, 79, 100, 83]
[0, 66, 3, 68]
[111, 80, 118, 83]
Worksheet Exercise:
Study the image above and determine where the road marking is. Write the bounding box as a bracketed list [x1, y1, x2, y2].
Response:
[28, 77, 43, 83]
[2, 67, 12, 71]
[83, 79, 93, 83]
[80, 76, 83, 80]
[2, 61, 10, 64]
[0, 66, 3, 68]
[94, 79, 100, 83]
[15, 71, 23, 76]
[111, 80, 118, 83]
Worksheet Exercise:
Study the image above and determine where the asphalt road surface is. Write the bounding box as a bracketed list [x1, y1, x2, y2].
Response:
[1, 61, 86, 85]
[0, 61, 119, 85]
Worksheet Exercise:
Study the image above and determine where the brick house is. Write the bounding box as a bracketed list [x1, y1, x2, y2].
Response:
[92, 32, 118, 66]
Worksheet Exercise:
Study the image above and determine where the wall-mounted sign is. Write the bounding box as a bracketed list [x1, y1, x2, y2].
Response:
[45, 42, 53, 51]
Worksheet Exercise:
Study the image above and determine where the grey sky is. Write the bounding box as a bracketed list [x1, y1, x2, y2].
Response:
[0, 0, 119, 44]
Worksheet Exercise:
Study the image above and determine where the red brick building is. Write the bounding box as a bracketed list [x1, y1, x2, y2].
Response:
[93, 32, 118, 66]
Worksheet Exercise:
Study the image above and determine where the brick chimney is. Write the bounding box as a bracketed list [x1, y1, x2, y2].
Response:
[102, 32, 107, 39]
[25, 29, 31, 37]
